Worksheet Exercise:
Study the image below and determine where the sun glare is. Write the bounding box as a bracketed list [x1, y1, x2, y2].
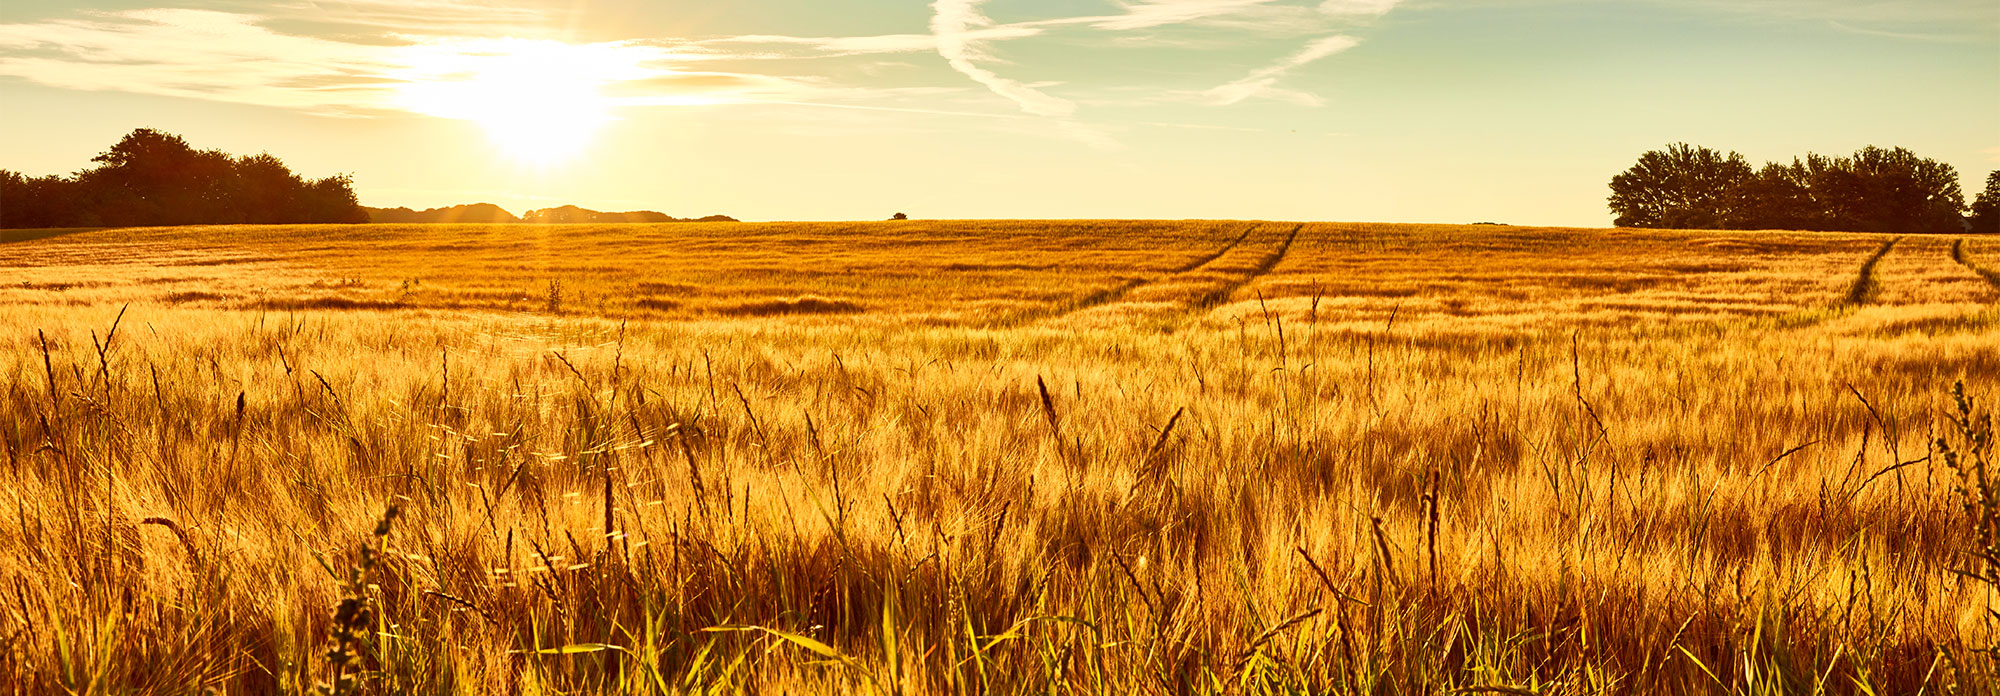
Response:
[394, 40, 639, 165]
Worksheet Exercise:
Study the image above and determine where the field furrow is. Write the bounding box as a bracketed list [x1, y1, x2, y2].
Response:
[1952, 237, 2000, 292]
[1189, 222, 1303, 309]
[1056, 223, 1301, 328]
[1841, 236, 1901, 305]
[986, 223, 1260, 327]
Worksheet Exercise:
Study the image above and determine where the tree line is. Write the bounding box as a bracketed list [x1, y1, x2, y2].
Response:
[1, 128, 366, 228]
[1609, 143, 2000, 234]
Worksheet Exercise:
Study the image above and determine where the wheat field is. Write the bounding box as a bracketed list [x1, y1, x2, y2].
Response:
[1, 221, 1997, 695]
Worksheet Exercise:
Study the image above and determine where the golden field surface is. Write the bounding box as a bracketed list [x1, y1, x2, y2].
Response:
[1, 220, 1998, 695]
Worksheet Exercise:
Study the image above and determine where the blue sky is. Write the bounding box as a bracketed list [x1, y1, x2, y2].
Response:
[1, 0, 1995, 224]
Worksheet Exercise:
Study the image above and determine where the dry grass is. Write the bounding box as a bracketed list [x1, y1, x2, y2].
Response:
[0, 221, 1997, 694]
[716, 295, 865, 317]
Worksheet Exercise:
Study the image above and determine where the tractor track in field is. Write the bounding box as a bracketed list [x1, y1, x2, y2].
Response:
[1190, 223, 1302, 311]
[984, 224, 1258, 328]
[1952, 238, 2000, 292]
[1166, 225, 1259, 275]
[1840, 237, 1900, 306]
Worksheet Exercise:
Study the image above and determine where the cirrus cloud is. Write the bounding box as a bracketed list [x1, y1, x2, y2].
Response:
[0, 0, 1410, 149]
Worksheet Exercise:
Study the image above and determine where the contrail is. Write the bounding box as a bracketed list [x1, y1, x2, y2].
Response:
[1203, 34, 1359, 106]
[930, 0, 1074, 117]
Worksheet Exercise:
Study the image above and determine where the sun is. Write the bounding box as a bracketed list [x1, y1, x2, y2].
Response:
[393, 40, 630, 165]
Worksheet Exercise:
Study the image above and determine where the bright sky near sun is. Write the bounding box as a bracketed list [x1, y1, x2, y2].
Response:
[1, 0, 1995, 225]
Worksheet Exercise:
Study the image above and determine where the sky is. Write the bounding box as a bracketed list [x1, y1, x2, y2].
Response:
[1, 0, 1995, 226]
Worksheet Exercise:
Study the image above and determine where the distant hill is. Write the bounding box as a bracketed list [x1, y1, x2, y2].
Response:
[364, 203, 735, 224]
[365, 203, 520, 224]
[521, 205, 738, 223]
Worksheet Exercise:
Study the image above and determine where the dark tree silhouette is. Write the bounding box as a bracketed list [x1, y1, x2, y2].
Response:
[0, 128, 366, 228]
[1732, 161, 1816, 230]
[1845, 145, 1964, 235]
[890, 212, 908, 220]
[1972, 171, 2000, 235]
[1609, 143, 1968, 233]
[0, 170, 84, 228]
[1796, 153, 1863, 231]
[1607, 143, 1752, 229]
[234, 153, 311, 223]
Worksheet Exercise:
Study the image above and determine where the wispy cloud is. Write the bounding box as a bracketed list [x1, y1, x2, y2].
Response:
[930, 0, 1073, 117]
[1085, 0, 1283, 31]
[0, 9, 833, 116]
[691, 33, 941, 59]
[268, 0, 558, 38]
[926, 0, 1399, 112]
[1679, 0, 2000, 36]
[914, 0, 1400, 147]
[0, 0, 1408, 148]
[1317, 0, 1401, 17]
[1823, 19, 1983, 42]
[0, 9, 401, 113]
[1200, 34, 1360, 106]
